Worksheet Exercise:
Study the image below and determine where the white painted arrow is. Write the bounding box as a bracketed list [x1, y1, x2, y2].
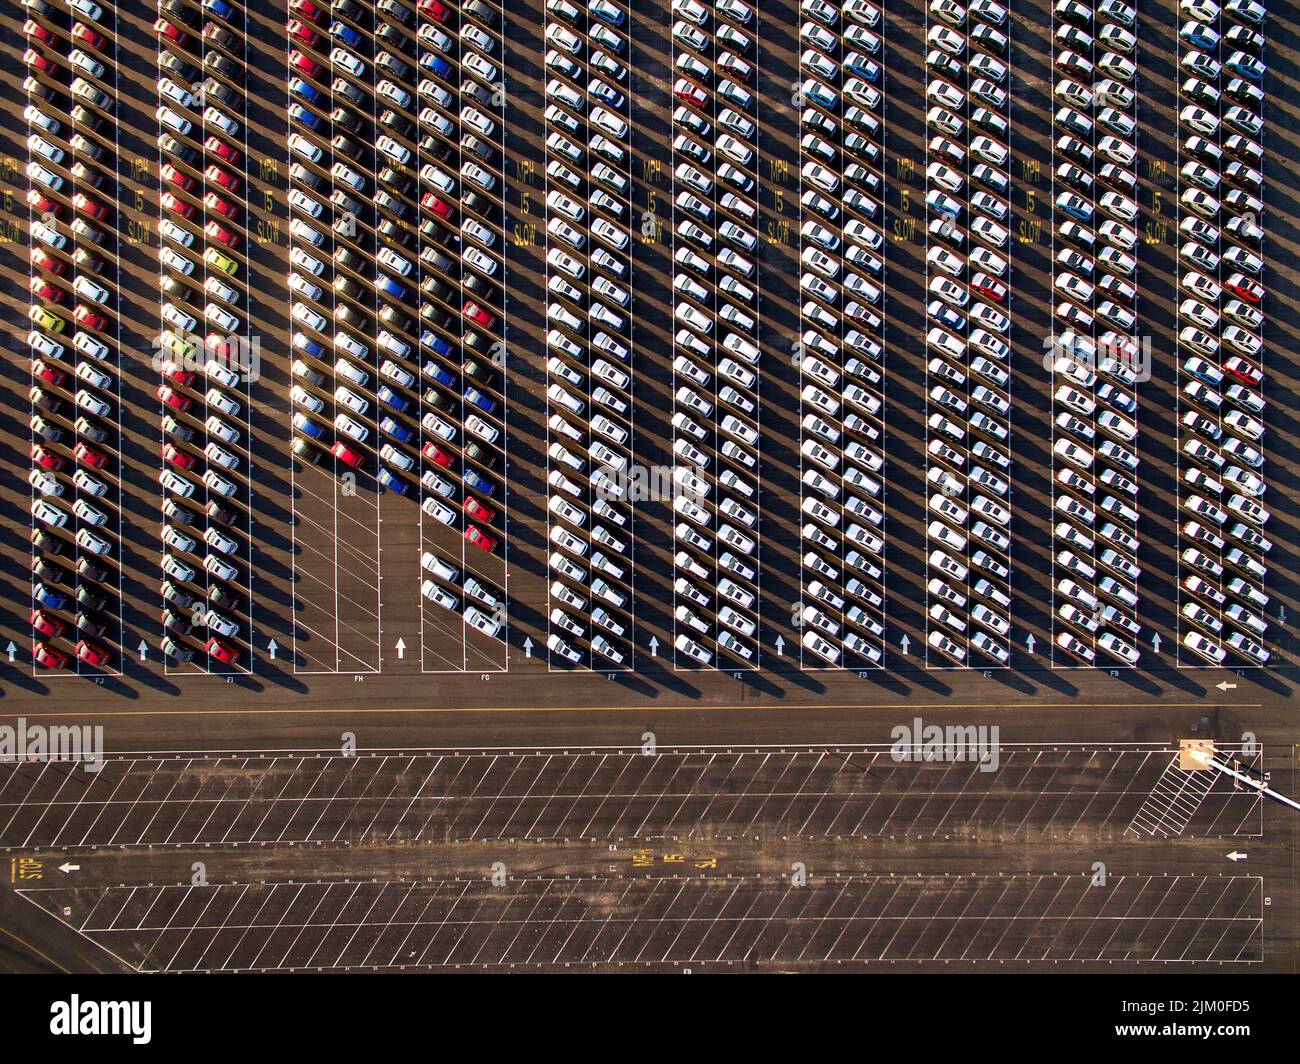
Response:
[395, 638, 406, 660]
[1216, 681, 1237, 692]
[1226, 851, 1247, 862]
[1025, 633, 1036, 653]
[58, 863, 79, 874]
[648, 635, 659, 656]
[522, 636, 533, 658]
[899, 633, 910, 655]
[1151, 632, 1161, 652]
[137, 640, 148, 662]
[774, 635, 785, 656]
[267, 639, 278, 660]
[6, 642, 16, 663]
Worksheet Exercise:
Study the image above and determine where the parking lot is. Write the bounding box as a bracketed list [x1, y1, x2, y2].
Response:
[0, 0, 1295, 685]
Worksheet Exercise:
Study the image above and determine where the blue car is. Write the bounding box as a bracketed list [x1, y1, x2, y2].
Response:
[377, 467, 409, 495]
[589, 0, 624, 27]
[34, 583, 68, 611]
[420, 53, 452, 79]
[1226, 51, 1264, 80]
[377, 385, 410, 414]
[294, 333, 326, 360]
[203, 0, 236, 21]
[293, 413, 326, 439]
[330, 19, 361, 47]
[1179, 21, 1219, 49]
[464, 386, 497, 415]
[290, 77, 323, 105]
[927, 300, 966, 333]
[421, 331, 452, 359]
[375, 273, 408, 300]
[289, 103, 322, 131]
[845, 52, 881, 82]
[423, 359, 456, 387]
[380, 416, 414, 443]
[463, 469, 496, 498]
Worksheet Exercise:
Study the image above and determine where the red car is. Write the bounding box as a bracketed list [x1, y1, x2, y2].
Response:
[32, 360, 68, 388]
[24, 21, 56, 46]
[162, 362, 196, 388]
[465, 525, 497, 553]
[290, 0, 325, 23]
[204, 192, 239, 221]
[422, 442, 453, 468]
[464, 496, 496, 524]
[158, 384, 192, 413]
[205, 221, 239, 249]
[74, 442, 107, 468]
[33, 642, 69, 670]
[75, 305, 108, 332]
[25, 49, 60, 77]
[27, 191, 67, 220]
[421, 193, 454, 219]
[673, 79, 708, 108]
[463, 301, 495, 329]
[31, 610, 66, 640]
[154, 18, 187, 45]
[162, 191, 196, 220]
[30, 277, 66, 305]
[205, 164, 240, 192]
[1223, 356, 1262, 387]
[972, 272, 1006, 303]
[32, 445, 65, 471]
[161, 163, 195, 192]
[330, 441, 363, 468]
[419, 0, 450, 22]
[205, 135, 241, 164]
[72, 22, 107, 49]
[73, 192, 108, 220]
[31, 248, 68, 277]
[1225, 274, 1263, 304]
[163, 442, 195, 469]
[290, 49, 321, 77]
[75, 640, 111, 668]
[206, 637, 239, 665]
[287, 18, 318, 45]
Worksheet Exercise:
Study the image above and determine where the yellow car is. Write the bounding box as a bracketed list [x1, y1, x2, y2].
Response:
[28, 305, 65, 333]
[204, 248, 238, 276]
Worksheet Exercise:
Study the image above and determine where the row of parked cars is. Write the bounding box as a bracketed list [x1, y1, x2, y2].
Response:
[664, 0, 765, 668]
[922, 0, 1016, 666]
[1173, 0, 1270, 667]
[23, 0, 122, 672]
[286, 0, 508, 642]
[792, 0, 889, 668]
[152, 0, 251, 669]
[1048, 0, 1145, 667]
[541, 0, 639, 668]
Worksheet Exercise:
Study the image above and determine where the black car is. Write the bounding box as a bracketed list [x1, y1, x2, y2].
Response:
[336, 304, 370, 332]
[464, 360, 499, 390]
[160, 51, 199, 84]
[162, 637, 195, 662]
[379, 305, 413, 333]
[163, 498, 197, 526]
[162, 581, 196, 611]
[292, 436, 321, 465]
[464, 0, 498, 25]
[207, 502, 238, 526]
[76, 611, 107, 638]
[375, 192, 412, 222]
[208, 584, 236, 610]
[375, 22, 410, 48]
[31, 415, 65, 444]
[34, 557, 67, 586]
[334, 274, 364, 299]
[205, 52, 243, 82]
[30, 387, 62, 415]
[76, 586, 108, 612]
[76, 558, 110, 583]
[333, 0, 364, 22]
[161, 0, 199, 26]
[377, 0, 413, 25]
[331, 107, 365, 135]
[32, 527, 64, 556]
[203, 23, 242, 53]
